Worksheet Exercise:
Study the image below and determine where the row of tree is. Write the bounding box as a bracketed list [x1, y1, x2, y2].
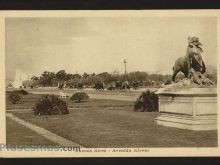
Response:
[22, 69, 217, 88]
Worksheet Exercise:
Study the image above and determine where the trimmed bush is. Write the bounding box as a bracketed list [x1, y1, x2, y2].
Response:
[70, 92, 89, 102]
[134, 90, 158, 112]
[9, 93, 22, 104]
[33, 95, 69, 115]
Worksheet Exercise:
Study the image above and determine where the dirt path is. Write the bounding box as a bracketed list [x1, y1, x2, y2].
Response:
[6, 113, 85, 148]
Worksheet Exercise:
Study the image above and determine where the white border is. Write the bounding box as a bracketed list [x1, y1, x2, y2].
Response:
[0, 10, 219, 157]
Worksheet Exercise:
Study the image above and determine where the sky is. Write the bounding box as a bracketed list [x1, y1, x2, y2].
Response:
[5, 17, 217, 79]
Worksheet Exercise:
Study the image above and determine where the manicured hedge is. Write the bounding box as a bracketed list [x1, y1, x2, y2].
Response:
[134, 90, 158, 112]
[70, 92, 89, 102]
[33, 94, 69, 115]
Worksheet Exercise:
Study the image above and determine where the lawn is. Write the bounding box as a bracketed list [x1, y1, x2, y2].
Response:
[6, 93, 134, 110]
[9, 107, 217, 148]
[6, 91, 217, 148]
[6, 93, 42, 109]
[6, 118, 58, 146]
[8, 87, 157, 97]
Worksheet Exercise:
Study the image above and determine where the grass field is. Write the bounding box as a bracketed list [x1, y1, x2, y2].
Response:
[6, 93, 134, 110]
[6, 91, 218, 148]
[6, 93, 42, 109]
[7, 118, 58, 146]
[8, 108, 217, 147]
[7, 87, 156, 97]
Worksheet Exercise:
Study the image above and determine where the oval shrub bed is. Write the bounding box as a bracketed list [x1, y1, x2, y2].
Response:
[33, 94, 69, 115]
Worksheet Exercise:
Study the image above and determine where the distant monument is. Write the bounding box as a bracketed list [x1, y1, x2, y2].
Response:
[155, 37, 217, 131]
[12, 69, 28, 88]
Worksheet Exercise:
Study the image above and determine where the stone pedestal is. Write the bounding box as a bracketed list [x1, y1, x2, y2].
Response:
[155, 84, 217, 131]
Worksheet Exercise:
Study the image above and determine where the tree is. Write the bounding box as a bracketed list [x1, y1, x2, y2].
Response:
[66, 73, 74, 81]
[31, 76, 39, 81]
[66, 78, 80, 87]
[91, 73, 96, 76]
[126, 71, 149, 84]
[82, 72, 89, 79]
[56, 70, 67, 83]
[96, 72, 112, 84]
[39, 71, 56, 86]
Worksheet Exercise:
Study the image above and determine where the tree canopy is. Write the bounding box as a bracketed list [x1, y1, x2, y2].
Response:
[26, 68, 216, 88]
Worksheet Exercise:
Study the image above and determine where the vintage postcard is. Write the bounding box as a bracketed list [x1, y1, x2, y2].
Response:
[0, 10, 219, 157]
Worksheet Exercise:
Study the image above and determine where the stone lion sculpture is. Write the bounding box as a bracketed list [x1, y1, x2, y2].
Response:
[172, 37, 213, 85]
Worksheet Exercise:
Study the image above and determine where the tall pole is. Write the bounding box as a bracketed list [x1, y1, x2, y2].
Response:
[124, 59, 127, 76]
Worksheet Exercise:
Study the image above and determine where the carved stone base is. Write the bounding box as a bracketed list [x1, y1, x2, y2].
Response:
[155, 86, 217, 131]
[156, 113, 217, 131]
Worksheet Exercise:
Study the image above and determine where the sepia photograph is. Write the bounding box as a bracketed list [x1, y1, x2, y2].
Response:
[0, 10, 219, 157]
